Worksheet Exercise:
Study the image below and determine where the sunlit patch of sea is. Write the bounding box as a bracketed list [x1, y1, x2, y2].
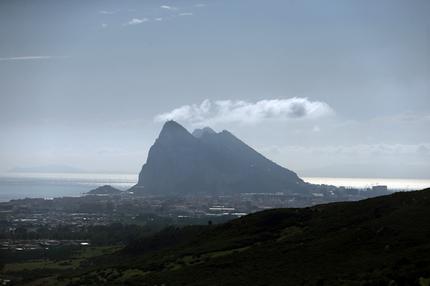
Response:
[303, 177, 430, 191]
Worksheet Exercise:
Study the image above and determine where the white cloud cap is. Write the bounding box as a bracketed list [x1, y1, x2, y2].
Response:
[155, 98, 333, 126]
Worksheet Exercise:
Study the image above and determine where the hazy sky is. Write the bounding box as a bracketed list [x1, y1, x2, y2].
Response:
[0, 0, 429, 178]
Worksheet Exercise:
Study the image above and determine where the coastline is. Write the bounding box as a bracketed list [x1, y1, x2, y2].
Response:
[0, 172, 429, 202]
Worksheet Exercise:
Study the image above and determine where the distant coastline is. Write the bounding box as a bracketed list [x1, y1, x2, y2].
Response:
[302, 176, 430, 191]
[0, 172, 429, 202]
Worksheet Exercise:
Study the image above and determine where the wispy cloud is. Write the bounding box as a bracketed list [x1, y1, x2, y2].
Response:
[99, 10, 117, 15]
[155, 17, 163, 21]
[195, 3, 206, 8]
[101, 23, 108, 29]
[124, 18, 149, 26]
[179, 12, 193, 16]
[154, 98, 333, 126]
[0, 56, 68, 62]
[160, 5, 177, 10]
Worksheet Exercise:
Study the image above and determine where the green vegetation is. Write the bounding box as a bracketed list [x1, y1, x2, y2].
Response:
[2, 189, 430, 285]
[1, 214, 234, 244]
[0, 246, 120, 285]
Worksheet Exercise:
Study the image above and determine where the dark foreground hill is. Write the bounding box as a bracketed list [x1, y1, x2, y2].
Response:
[63, 188, 430, 286]
[130, 121, 309, 195]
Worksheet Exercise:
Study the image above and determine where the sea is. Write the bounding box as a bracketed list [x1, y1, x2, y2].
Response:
[0, 173, 137, 202]
[0, 172, 429, 202]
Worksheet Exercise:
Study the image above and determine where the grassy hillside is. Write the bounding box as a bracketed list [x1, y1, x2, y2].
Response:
[7, 189, 430, 285]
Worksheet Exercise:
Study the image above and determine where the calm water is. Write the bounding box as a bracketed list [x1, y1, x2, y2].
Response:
[0, 173, 137, 202]
[0, 173, 429, 202]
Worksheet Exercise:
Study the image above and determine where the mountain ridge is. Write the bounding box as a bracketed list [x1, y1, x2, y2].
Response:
[131, 121, 308, 195]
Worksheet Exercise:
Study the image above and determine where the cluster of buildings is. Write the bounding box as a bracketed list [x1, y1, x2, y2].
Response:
[0, 185, 390, 243]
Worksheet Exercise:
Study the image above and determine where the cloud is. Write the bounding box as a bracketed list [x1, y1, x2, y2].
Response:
[195, 3, 206, 8]
[0, 56, 68, 61]
[179, 12, 193, 16]
[160, 5, 177, 10]
[99, 10, 116, 15]
[101, 23, 108, 28]
[154, 98, 333, 126]
[125, 18, 149, 25]
[155, 17, 163, 21]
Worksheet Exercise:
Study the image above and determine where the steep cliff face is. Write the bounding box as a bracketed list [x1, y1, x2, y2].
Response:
[131, 120, 308, 195]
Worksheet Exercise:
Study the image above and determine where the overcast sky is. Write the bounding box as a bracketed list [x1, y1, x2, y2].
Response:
[0, 0, 429, 178]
